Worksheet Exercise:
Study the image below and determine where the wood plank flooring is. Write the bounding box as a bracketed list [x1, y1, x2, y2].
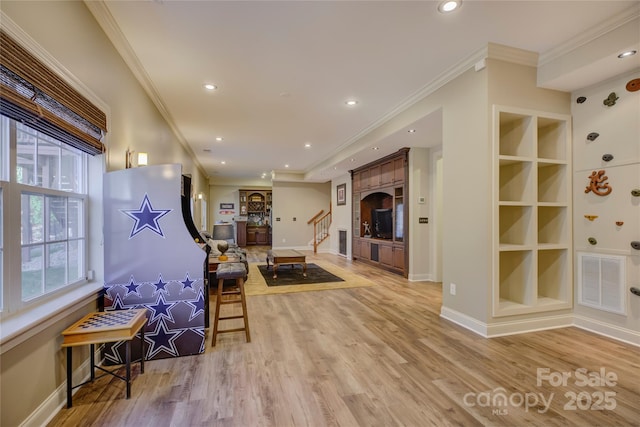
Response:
[49, 247, 640, 426]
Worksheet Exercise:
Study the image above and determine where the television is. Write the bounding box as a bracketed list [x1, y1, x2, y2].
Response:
[371, 208, 393, 239]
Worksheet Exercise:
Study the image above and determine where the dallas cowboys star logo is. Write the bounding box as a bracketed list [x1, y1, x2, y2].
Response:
[121, 193, 171, 239]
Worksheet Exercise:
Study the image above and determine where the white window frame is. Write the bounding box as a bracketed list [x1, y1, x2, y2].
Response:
[0, 19, 107, 353]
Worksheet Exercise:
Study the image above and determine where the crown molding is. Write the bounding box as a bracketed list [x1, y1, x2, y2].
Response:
[83, 0, 208, 179]
[0, 11, 110, 115]
[539, 3, 640, 66]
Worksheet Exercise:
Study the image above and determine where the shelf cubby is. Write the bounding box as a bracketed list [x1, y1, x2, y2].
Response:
[537, 163, 567, 203]
[499, 160, 533, 202]
[538, 206, 568, 245]
[499, 205, 533, 246]
[537, 117, 567, 161]
[499, 112, 534, 157]
[499, 250, 534, 306]
[537, 249, 569, 302]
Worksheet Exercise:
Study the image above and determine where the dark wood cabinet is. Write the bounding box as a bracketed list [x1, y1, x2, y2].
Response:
[236, 220, 247, 247]
[239, 189, 272, 245]
[246, 225, 269, 246]
[351, 148, 409, 277]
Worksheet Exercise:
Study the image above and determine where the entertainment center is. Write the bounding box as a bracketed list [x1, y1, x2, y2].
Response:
[351, 148, 409, 277]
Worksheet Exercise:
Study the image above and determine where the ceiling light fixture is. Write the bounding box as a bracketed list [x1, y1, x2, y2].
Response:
[345, 99, 358, 106]
[304, 143, 311, 148]
[617, 50, 637, 59]
[408, 129, 416, 133]
[372, 147, 379, 151]
[438, 0, 462, 13]
[215, 137, 223, 142]
[285, 164, 289, 168]
[204, 83, 218, 91]
[220, 161, 226, 165]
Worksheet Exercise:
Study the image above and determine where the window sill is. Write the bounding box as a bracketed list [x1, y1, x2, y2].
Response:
[0, 282, 103, 355]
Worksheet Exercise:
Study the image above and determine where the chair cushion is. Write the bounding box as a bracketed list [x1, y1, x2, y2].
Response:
[216, 262, 247, 279]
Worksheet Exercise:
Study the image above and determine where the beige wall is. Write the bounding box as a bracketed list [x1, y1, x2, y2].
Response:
[272, 181, 331, 249]
[0, 1, 208, 425]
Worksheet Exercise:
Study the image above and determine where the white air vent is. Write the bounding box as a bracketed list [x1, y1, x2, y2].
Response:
[578, 252, 626, 314]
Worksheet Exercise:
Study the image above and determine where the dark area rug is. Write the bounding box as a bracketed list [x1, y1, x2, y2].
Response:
[258, 263, 344, 287]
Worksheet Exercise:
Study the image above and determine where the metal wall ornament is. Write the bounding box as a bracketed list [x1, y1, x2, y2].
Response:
[584, 215, 598, 221]
[585, 170, 612, 196]
[631, 241, 640, 250]
[588, 237, 598, 245]
[586, 132, 599, 141]
[631, 188, 640, 197]
[576, 96, 587, 104]
[615, 221, 624, 226]
[603, 92, 619, 107]
[602, 153, 614, 162]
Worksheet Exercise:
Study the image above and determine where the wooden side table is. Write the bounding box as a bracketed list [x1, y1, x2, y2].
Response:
[61, 309, 148, 408]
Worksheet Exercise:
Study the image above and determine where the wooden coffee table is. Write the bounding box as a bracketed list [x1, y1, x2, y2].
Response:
[266, 249, 307, 279]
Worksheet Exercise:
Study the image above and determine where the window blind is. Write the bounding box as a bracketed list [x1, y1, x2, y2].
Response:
[0, 30, 107, 155]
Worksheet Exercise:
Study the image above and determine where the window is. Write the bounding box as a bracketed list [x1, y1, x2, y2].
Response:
[1, 114, 88, 310]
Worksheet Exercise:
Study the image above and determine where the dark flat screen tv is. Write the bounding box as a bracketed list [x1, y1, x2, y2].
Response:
[371, 208, 393, 239]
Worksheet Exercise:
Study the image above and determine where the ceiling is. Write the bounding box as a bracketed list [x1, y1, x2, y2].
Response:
[87, 1, 640, 183]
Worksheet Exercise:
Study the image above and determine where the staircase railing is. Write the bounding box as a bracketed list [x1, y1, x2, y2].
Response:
[310, 206, 331, 253]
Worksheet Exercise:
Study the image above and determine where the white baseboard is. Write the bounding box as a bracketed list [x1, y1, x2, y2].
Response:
[440, 306, 489, 337]
[440, 307, 575, 338]
[573, 315, 640, 347]
[408, 273, 433, 282]
[486, 314, 574, 337]
[21, 349, 98, 427]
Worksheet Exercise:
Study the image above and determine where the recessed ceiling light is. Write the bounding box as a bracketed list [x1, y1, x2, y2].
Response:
[408, 129, 416, 133]
[304, 143, 311, 148]
[204, 84, 218, 91]
[285, 164, 289, 168]
[372, 147, 379, 151]
[203, 148, 212, 153]
[438, 0, 462, 13]
[350, 158, 355, 162]
[345, 99, 358, 107]
[215, 137, 223, 142]
[220, 161, 226, 165]
[618, 50, 637, 59]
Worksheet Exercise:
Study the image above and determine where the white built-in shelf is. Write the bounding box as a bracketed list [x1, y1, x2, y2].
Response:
[493, 106, 572, 317]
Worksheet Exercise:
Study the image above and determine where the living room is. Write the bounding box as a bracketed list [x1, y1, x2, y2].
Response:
[1, 1, 639, 426]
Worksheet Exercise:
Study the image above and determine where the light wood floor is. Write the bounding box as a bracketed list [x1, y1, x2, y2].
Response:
[49, 247, 640, 426]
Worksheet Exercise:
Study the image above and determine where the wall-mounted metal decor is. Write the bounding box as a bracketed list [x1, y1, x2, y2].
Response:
[615, 221, 624, 226]
[603, 92, 619, 106]
[631, 241, 640, 250]
[576, 96, 587, 104]
[585, 170, 612, 196]
[626, 78, 640, 92]
[584, 215, 598, 221]
[588, 237, 597, 245]
[631, 188, 640, 197]
[602, 153, 614, 162]
[587, 132, 599, 141]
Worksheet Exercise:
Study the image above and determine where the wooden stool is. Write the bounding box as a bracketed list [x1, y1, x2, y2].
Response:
[212, 262, 250, 346]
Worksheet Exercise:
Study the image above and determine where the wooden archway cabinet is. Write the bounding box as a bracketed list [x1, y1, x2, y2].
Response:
[351, 148, 409, 277]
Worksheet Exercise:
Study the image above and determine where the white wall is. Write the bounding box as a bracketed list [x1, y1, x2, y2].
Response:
[571, 70, 640, 344]
[272, 181, 331, 249]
